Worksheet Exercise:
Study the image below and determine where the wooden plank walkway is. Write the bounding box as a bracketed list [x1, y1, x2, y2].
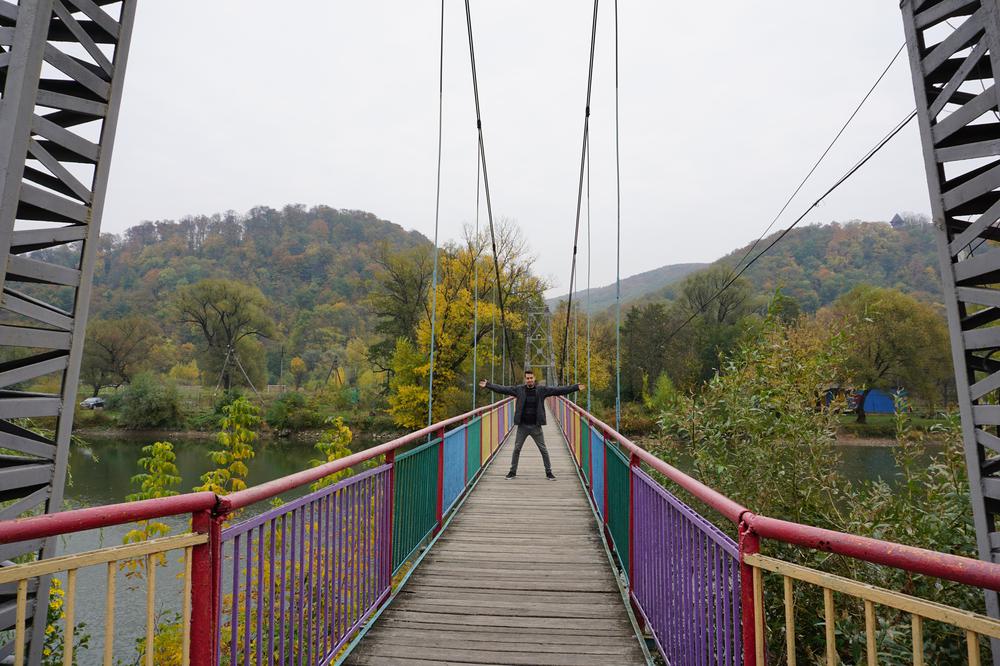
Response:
[345, 412, 648, 665]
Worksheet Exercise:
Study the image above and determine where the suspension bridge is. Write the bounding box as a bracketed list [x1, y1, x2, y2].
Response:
[4, 0, 1000, 664]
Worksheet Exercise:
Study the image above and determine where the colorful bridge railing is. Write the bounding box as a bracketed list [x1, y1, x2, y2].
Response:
[551, 396, 1000, 665]
[0, 398, 513, 666]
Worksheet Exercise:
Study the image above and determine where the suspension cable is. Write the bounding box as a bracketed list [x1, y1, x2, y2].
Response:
[721, 42, 905, 289]
[661, 109, 918, 347]
[560, 0, 601, 384]
[426, 0, 445, 428]
[586, 120, 592, 411]
[472, 142, 481, 409]
[464, 0, 517, 380]
[613, 0, 622, 430]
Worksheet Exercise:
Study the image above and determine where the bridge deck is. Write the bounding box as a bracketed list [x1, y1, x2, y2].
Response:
[346, 413, 647, 665]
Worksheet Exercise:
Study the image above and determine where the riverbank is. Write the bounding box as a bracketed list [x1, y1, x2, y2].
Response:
[73, 426, 406, 444]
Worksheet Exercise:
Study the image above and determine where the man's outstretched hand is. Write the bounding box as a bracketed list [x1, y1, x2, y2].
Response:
[578, 384, 586, 391]
[479, 379, 488, 388]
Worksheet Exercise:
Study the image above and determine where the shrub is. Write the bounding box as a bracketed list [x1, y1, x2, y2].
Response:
[265, 391, 323, 431]
[118, 374, 182, 429]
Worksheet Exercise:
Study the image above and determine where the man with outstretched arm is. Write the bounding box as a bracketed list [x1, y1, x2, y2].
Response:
[479, 370, 584, 480]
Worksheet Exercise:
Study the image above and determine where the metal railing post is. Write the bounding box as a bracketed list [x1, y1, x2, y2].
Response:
[628, 452, 639, 588]
[386, 450, 396, 581]
[190, 507, 222, 666]
[740, 519, 760, 666]
[434, 426, 445, 534]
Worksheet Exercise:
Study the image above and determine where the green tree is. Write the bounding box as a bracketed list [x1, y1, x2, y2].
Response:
[825, 285, 951, 421]
[123, 441, 182, 570]
[196, 397, 261, 495]
[81, 316, 159, 396]
[175, 278, 274, 390]
[118, 373, 182, 429]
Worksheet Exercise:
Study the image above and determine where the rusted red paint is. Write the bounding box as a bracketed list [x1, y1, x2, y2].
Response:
[0, 491, 218, 543]
[748, 513, 1000, 592]
[189, 508, 222, 666]
[434, 426, 446, 535]
[739, 519, 760, 666]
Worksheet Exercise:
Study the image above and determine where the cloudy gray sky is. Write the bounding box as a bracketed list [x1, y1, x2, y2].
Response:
[103, 1, 929, 296]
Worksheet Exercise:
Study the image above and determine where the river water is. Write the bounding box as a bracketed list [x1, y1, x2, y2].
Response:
[43, 434, 929, 664]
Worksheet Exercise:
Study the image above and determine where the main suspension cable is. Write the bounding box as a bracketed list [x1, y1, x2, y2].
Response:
[471, 142, 481, 409]
[426, 0, 445, 427]
[722, 42, 906, 288]
[464, 0, 517, 380]
[661, 109, 918, 346]
[613, 0, 622, 430]
[560, 0, 600, 384]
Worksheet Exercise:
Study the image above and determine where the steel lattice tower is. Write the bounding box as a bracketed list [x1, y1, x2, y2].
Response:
[0, 1, 136, 662]
[902, 0, 1000, 637]
[523, 308, 556, 386]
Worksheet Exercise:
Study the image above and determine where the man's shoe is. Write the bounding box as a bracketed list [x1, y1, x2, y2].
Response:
[506, 472, 516, 479]
[546, 473, 557, 481]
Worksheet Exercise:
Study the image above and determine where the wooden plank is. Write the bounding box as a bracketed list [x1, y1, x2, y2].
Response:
[363, 629, 639, 654]
[380, 618, 629, 638]
[352, 643, 618, 666]
[348, 416, 645, 664]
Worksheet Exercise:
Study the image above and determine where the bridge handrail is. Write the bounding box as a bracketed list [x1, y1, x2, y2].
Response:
[0, 397, 514, 543]
[554, 396, 1000, 593]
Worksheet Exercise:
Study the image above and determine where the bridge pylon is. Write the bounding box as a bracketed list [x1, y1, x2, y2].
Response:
[523, 307, 556, 386]
[0, 2, 137, 663]
[902, 0, 1000, 648]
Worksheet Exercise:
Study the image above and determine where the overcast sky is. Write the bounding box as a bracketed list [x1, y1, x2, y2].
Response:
[103, 1, 930, 296]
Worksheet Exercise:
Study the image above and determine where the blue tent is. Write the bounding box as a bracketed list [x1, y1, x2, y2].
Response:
[855, 388, 903, 414]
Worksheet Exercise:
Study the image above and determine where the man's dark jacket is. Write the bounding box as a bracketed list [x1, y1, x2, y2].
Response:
[484, 382, 579, 426]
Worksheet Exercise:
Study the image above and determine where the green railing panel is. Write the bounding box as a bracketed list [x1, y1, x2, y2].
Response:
[393, 438, 440, 572]
[606, 442, 630, 573]
[466, 417, 482, 483]
[581, 418, 591, 485]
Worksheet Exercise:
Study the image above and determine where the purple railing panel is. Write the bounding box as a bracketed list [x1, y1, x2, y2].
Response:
[632, 468, 741, 666]
[218, 464, 392, 665]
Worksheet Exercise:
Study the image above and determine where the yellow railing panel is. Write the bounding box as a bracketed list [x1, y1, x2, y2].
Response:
[745, 552, 1000, 639]
[0, 533, 206, 584]
[2, 533, 204, 664]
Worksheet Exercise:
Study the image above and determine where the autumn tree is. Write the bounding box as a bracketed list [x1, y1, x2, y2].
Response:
[81, 316, 159, 396]
[290, 356, 308, 389]
[368, 243, 435, 374]
[824, 285, 951, 421]
[387, 220, 547, 427]
[174, 279, 274, 390]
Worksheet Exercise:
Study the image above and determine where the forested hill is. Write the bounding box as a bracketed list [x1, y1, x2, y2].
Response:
[548, 262, 707, 313]
[714, 216, 940, 311]
[572, 215, 941, 313]
[89, 204, 430, 324]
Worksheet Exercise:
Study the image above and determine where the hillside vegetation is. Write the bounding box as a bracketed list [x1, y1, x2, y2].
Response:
[564, 216, 940, 316]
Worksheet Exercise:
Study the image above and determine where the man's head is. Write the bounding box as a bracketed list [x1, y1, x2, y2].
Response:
[524, 370, 536, 388]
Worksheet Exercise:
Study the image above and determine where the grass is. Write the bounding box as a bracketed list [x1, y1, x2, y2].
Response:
[837, 412, 947, 438]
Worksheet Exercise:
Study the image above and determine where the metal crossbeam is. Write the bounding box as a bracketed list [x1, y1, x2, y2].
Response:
[0, 1, 136, 663]
[902, 0, 1000, 648]
[523, 308, 556, 386]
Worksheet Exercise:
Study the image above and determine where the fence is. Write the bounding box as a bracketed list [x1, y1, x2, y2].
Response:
[551, 396, 1000, 665]
[0, 398, 513, 666]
